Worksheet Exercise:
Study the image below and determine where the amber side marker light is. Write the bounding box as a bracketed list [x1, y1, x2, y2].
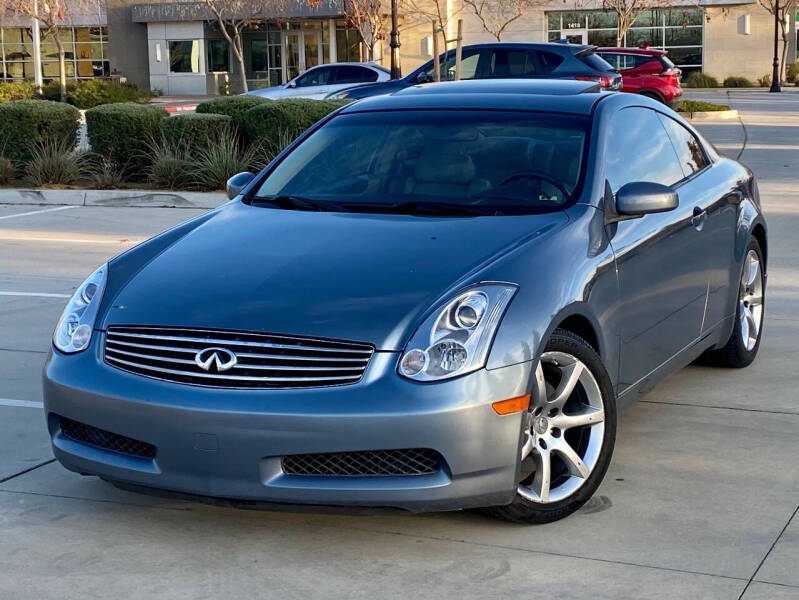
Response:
[492, 394, 531, 415]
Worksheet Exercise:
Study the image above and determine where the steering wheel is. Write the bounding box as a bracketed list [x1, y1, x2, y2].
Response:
[499, 171, 569, 197]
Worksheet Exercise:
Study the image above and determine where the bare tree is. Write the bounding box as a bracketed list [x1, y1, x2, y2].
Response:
[601, 0, 684, 47]
[401, 0, 462, 58]
[342, 0, 387, 61]
[461, 0, 546, 42]
[6, 0, 98, 101]
[758, 0, 797, 83]
[202, 0, 288, 93]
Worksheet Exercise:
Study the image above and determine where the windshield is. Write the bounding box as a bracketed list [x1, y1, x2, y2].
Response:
[252, 110, 588, 216]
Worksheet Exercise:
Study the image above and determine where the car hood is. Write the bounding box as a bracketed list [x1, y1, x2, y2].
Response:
[337, 80, 409, 99]
[102, 202, 567, 350]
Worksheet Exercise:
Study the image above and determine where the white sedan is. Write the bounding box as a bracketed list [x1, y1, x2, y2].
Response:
[245, 63, 390, 100]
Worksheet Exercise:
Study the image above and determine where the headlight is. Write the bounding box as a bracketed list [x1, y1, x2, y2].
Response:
[53, 264, 108, 353]
[328, 90, 349, 100]
[398, 284, 517, 382]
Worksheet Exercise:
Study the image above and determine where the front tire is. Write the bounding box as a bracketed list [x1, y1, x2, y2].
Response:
[488, 329, 617, 524]
[701, 237, 765, 368]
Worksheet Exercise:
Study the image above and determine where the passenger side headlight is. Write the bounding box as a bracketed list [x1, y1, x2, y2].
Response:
[53, 264, 108, 353]
[399, 284, 517, 381]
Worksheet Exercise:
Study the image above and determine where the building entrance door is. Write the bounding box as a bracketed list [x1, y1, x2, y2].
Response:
[283, 30, 322, 81]
[564, 30, 587, 45]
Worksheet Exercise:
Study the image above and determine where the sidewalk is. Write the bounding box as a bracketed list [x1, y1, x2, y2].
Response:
[0, 188, 228, 209]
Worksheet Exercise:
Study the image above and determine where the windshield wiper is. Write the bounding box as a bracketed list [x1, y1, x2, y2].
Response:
[336, 201, 491, 217]
[252, 195, 342, 212]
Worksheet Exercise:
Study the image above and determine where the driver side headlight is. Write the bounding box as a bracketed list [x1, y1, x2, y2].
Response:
[53, 264, 108, 353]
[398, 284, 517, 382]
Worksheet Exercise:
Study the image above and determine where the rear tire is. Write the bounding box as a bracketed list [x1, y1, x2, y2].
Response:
[639, 90, 666, 104]
[487, 329, 617, 524]
[701, 237, 765, 368]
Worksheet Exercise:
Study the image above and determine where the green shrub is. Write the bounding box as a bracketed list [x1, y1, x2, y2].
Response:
[43, 79, 151, 109]
[683, 72, 719, 88]
[86, 102, 167, 177]
[757, 74, 771, 87]
[0, 157, 14, 184]
[159, 113, 232, 155]
[676, 100, 731, 113]
[0, 100, 79, 163]
[194, 129, 259, 191]
[723, 76, 753, 88]
[0, 81, 36, 103]
[25, 138, 85, 186]
[146, 134, 197, 190]
[196, 95, 269, 138]
[787, 62, 799, 84]
[243, 99, 349, 150]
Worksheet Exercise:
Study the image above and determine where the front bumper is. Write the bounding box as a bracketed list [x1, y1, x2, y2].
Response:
[43, 334, 531, 512]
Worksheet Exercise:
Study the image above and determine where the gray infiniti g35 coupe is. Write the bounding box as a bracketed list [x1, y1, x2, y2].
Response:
[44, 80, 767, 523]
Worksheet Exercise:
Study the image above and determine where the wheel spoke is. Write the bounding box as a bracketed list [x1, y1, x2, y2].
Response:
[549, 361, 583, 408]
[746, 258, 760, 287]
[532, 449, 551, 502]
[745, 306, 758, 338]
[552, 438, 590, 478]
[520, 433, 534, 461]
[551, 405, 604, 430]
[740, 306, 750, 342]
[532, 360, 547, 408]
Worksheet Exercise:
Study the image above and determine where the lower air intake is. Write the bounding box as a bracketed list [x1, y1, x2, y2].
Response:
[60, 416, 156, 459]
[281, 448, 442, 476]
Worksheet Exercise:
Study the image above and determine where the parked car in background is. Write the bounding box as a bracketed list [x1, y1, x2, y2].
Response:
[596, 47, 682, 106]
[45, 80, 767, 524]
[246, 62, 390, 100]
[327, 43, 621, 100]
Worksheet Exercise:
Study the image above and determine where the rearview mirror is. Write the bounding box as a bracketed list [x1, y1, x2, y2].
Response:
[615, 181, 679, 216]
[226, 171, 255, 200]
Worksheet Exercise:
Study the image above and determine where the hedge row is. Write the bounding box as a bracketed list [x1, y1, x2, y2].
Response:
[159, 113, 232, 153]
[0, 79, 152, 109]
[0, 100, 79, 162]
[241, 98, 350, 149]
[85, 102, 167, 175]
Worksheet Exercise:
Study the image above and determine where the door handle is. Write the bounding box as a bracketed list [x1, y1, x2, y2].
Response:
[691, 207, 707, 230]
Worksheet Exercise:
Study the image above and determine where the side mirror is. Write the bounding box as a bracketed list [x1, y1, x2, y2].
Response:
[226, 171, 255, 200]
[287, 81, 297, 88]
[415, 72, 431, 84]
[615, 181, 679, 217]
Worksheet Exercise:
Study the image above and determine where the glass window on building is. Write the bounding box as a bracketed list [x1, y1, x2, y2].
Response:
[207, 39, 229, 72]
[546, 7, 704, 74]
[1, 25, 108, 81]
[336, 21, 362, 62]
[169, 40, 201, 73]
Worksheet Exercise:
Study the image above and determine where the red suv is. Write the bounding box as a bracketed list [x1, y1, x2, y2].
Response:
[596, 47, 682, 107]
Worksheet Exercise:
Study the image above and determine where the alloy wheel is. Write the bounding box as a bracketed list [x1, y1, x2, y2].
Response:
[739, 249, 764, 351]
[517, 351, 605, 504]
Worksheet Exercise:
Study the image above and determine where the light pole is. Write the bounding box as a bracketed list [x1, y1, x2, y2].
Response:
[769, 0, 781, 92]
[389, 0, 401, 79]
[32, 0, 43, 95]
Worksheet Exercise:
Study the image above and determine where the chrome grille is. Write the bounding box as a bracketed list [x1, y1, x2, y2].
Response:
[104, 326, 374, 389]
[281, 449, 442, 476]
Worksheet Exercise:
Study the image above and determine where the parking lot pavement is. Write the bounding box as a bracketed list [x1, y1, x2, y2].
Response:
[1, 94, 798, 600]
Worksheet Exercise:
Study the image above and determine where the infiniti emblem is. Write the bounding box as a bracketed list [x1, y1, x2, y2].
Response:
[194, 347, 238, 372]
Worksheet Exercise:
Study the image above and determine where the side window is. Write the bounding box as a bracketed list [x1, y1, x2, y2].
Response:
[538, 51, 565, 74]
[605, 107, 684, 193]
[295, 67, 333, 87]
[657, 114, 709, 177]
[489, 49, 536, 77]
[335, 66, 377, 84]
[598, 53, 621, 70]
[423, 49, 481, 81]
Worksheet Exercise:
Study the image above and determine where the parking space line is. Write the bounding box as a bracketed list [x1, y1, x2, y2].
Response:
[0, 291, 70, 298]
[0, 398, 44, 409]
[0, 235, 141, 244]
[0, 206, 77, 221]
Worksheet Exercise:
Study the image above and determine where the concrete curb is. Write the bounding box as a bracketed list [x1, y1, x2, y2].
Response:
[0, 188, 227, 209]
[683, 109, 740, 122]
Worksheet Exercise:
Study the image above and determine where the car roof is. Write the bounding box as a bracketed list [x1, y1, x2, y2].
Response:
[311, 62, 389, 71]
[596, 47, 666, 56]
[338, 79, 605, 116]
[446, 42, 596, 54]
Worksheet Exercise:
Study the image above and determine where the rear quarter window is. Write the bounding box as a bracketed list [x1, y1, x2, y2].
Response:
[579, 52, 615, 72]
